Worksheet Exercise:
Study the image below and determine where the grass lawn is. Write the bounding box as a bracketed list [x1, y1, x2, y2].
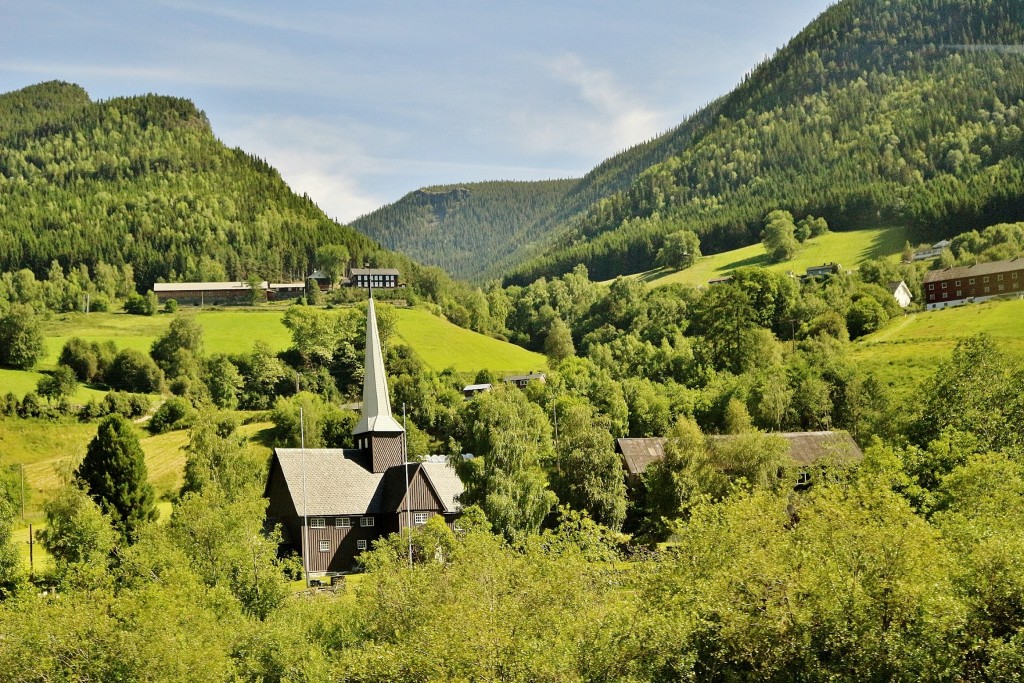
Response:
[393, 308, 547, 376]
[630, 226, 910, 288]
[850, 297, 1024, 393]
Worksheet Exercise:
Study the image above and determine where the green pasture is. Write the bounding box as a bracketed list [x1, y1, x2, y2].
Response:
[393, 307, 547, 376]
[0, 368, 108, 403]
[630, 226, 909, 288]
[851, 297, 1024, 392]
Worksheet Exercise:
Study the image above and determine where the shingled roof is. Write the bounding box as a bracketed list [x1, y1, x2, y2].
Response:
[270, 449, 463, 516]
[615, 431, 863, 477]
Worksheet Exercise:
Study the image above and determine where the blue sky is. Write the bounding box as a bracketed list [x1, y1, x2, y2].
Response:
[1, 1, 835, 222]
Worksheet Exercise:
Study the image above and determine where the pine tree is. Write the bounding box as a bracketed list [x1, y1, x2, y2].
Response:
[75, 415, 157, 542]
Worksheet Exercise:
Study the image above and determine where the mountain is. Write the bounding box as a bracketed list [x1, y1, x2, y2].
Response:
[504, 0, 1024, 284]
[352, 98, 725, 282]
[0, 81, 408, 288]
[358, 0, 1024, 286]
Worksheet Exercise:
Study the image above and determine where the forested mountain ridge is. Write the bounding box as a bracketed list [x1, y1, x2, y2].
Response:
[352, 98, 726, 282]
[498, 0, 1024, 283]
[0, 81, 409, 288]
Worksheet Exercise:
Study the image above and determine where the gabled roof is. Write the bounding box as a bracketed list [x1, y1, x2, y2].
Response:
[354, 297, 404, 435]
[922, 257, 1024, 284]
[351, 268, 400, 276]
[270, 449, 463, 515]
[154, 281, 267, 292]
[615, 431, 863, 476]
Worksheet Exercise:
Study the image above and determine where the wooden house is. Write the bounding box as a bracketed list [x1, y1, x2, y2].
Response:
[349, 268, 400, 289]
[922, 257, 1024, 310]
[503, 372, 546, 388]
[887, 280, 913, 308]
[264, 297, 463, 576]
[615, 430, 863, 482]
[154, 281, 267, 305]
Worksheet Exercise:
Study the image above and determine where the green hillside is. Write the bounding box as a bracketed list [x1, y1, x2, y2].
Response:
[352, 99, 727, 282]
[630, 226, 908, 288]
[851, 297, 1024, 392]
[1, 306, 544, 398]
[505, 0, 1024, 284]
[393, 307, 546, 375]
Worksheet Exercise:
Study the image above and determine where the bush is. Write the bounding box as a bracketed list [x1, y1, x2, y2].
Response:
[104, 349, 163, 393]
[163, 299, 178, 313]
[123, 291, 157, 316]
[89, 294, 111, 312]
[148, 397, 195, 434]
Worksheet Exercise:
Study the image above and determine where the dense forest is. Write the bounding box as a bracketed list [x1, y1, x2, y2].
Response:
[352, 99, 726, 282]
[507, 0, 1024, 283]
[352, 0, 1024, 285]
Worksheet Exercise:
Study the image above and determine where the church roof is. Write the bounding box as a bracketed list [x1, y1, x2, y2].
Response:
[271, 449, 463, 515]
[354, 297, 404, 435]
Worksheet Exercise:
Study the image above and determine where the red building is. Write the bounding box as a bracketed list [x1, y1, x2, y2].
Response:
[923, 258, 1024, 310]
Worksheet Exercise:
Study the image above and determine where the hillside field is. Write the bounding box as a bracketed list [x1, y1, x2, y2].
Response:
[851, 297, 1024, 392]
[0, 305, 544, 399]
[629, 226, 910, 287]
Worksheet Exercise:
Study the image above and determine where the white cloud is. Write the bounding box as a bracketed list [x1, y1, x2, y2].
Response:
[505, 53, 671, 158]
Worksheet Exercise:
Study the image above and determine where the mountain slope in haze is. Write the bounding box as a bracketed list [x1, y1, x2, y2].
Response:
[506, 0, 1024, 284]
[0, 81, 412, 288]
[352, 98, 725, 282]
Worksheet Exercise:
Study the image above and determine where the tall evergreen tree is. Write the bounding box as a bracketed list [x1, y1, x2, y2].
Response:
[75, 415, 157, 543]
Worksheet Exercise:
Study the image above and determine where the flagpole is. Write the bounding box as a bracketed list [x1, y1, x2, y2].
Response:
[299, 406, 310, 588]
[403, 403, 413, 568]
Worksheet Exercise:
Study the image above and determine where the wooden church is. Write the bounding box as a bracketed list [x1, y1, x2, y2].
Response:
[264, 297, 463, 576]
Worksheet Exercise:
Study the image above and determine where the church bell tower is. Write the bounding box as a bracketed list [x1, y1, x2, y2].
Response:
[353, 296, 405, 473]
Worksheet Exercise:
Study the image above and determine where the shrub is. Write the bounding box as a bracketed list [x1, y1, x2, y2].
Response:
[148, 397, 196, 434]
[104, 349, 163, 393]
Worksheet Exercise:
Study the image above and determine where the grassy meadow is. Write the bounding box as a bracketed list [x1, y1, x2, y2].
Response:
[851, 297, 1024, 392]
[393, 307, 546, 375]
[630, 226, 910, 288]
[0, 304, 545, 400]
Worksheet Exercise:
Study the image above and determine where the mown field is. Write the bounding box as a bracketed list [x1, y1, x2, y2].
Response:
[631, 226, 910, 287]
[393, 308, 546, 375]
[851, 297, 1024, 393]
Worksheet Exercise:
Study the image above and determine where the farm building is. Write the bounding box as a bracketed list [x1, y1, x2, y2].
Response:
[154, 281, 307, 305]
[804, 263, 842, 279]
[349, 267, 400, 289]
[912, 239, 951, 262]
[615, 430, 863, 482]
[887, 280, 913, 308]
[923, 257, 1024, 310]
[264, 296, 463, 576]
[503, 372, 546, 388]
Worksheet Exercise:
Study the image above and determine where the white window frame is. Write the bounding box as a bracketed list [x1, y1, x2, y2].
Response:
[356, 540, 367, 551]
[310, 517, 325, 529]
[335, 517, 351, 528]
[413, 512, 428, 526]
[360, 517, 375, 527]
[318, 540, 329, 552]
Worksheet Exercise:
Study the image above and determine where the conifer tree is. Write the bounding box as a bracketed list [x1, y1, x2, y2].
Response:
[75, 415, 157, 543]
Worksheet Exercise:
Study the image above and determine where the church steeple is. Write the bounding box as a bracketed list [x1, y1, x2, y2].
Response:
[353, 296, 405, 472]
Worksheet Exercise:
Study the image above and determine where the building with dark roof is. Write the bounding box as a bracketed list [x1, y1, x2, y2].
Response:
[349, 268, 400, 289]
[922, 257, 1024, 310]
[615, 431, 863, 480]
[264, 297, 463, 576]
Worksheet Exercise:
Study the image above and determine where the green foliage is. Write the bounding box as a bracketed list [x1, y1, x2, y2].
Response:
[148, 397, 196, 435]
[542, 316, 575, 365]
[38, 484, 118, 590]
[270, 392, 358, 449]
[150, 315, 203, 371]
[846, 295, 889, 338]
[761, 209, 800, 261]
[36, 365, 78, 403]
[124, 291, 157, 316]
[75, 414, 157, 542]
[457, 385, 558, 540]
[656, 228, 701, 269]
[104, 348, 163, 393]
[0, 304, 45, 370]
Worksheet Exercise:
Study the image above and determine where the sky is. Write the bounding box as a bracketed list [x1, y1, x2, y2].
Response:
[1, 1, 835, 223]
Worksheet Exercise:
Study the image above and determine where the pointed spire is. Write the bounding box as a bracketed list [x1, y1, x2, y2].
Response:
[354, 297, 404, 435]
